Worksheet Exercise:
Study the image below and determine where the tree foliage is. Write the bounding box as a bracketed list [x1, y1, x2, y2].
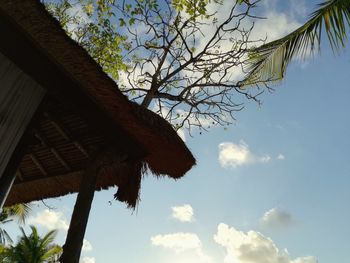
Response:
[242, 0, 350, 86]
[44, 0, 262, 133]
[0, 204, 32, 245]
[0, 226, 62, 263]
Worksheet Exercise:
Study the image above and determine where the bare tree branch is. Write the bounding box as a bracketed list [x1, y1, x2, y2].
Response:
[45, 0, 267, 133]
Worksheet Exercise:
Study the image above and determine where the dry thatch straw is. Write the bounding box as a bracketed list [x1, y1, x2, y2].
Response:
[0, 0, 196, 208]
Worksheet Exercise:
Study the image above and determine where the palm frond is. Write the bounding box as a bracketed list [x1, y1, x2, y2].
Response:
[0, 228, 13, 245]
[1, 226, 62, 263]
[42, 245, 62, 261]
[241, 0, 350, 86]
[3, 203, 32, 224]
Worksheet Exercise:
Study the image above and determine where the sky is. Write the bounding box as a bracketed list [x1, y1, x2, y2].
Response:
[4, 0, 350, 262]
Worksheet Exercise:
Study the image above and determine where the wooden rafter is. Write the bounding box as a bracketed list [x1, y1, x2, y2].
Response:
[29, 153, 47, 176]
[34, 130, 71, 171]
[13, 170, 83, 185]
[51, 148, 71, 171]
[15, 168, 23, 181]
[44, 112, 90, 158]
[73, 142, 89, 158]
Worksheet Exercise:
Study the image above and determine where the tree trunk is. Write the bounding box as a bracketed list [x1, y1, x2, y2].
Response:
[60, 160, 99, 263]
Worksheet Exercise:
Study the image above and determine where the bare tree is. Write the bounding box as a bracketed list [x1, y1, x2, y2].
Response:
[45, 0, 265, 133]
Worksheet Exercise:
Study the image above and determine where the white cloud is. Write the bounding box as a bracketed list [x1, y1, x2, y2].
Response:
[82, 239, 93, 252]
[261, 0, 278, 9]
[151, 233, 201, 253]
[193, 0, 302, 81]
[218, 141, 271, 168]
[277, 154, 285, 160]
[151, 232, 210, 262]
[80, 257, 96, 263]
[259, 154, 272, 163]
[172, 204, 194, 222]
[218, 141, 253, 168]
[28, 209, 69, 231]
[254, 11, 300, 42]
[65, 3, 92, 40]
[260, 208, 295, 230]
[176, 127, 186, 142]
[288, 0, 308, 19]
[292, 257, 318, 263]
[250, 0, 301, 43]
[214, 223, 316, 263]
[251, 4, 316, 63]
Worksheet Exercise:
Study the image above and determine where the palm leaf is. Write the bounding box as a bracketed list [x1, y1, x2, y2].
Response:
[0, 211, 14, 245]
[3, 203, 32, 224]
[42, 245, 62, 261]
[241, 0, 350, 86]
[1, 226, 62, 263]
[0, 228, 13, 245]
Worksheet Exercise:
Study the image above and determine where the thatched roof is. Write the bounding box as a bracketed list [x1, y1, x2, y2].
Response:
[0, 0, 195, 207]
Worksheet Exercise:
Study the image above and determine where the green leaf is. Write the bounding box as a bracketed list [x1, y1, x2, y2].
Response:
[242, 0, 350, 86]
[119, 18, 126, 27]
[129, 18, 136, 25]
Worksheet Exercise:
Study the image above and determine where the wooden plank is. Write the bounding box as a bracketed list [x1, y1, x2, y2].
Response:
[51, 148, 71, 171]
[29, 153, 48, 176]
[0, 98, 46, 208]
[0, 52, 45, 178]
[35, 130, 71, 171]
[44, 112, 90, 159]
[11, 169, 83, 186]
[16, 169, 23, 181]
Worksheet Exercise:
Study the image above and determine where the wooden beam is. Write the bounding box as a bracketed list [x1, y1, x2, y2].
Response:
[16, 169, 23, 181]
[11, 170, 83, 186]
[74, 142, 90, 158]
[29, 153, 48, 176]
[0, 170, 16, 209]
[44, 112, 90, 159]
[51, 148, 71, 171]
[35, 130, 71, 171]
[46, 117, 70, 141]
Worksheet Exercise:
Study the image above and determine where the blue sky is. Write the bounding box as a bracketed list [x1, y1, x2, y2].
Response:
[4, 0, 350, 262]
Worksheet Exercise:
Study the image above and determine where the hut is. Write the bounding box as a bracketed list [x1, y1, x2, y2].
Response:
[0, 0, 195, 262]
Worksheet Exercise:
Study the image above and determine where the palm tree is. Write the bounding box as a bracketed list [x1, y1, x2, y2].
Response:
[0, 225, 62, 263]
[242, 0, 350, 86]
[0, 212, 13, 245]
[0, 203, 32, 245]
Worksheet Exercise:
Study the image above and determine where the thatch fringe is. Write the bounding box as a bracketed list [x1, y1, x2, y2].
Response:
[97, 152, 147, 208]
[114, 161, 145, 208]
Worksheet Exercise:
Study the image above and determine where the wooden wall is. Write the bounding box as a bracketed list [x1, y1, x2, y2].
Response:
[0, 52, 45, 179]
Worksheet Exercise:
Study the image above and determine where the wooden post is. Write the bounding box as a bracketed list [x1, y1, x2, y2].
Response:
[0, 172, 16, 209]
[60, 159, 100, 263]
